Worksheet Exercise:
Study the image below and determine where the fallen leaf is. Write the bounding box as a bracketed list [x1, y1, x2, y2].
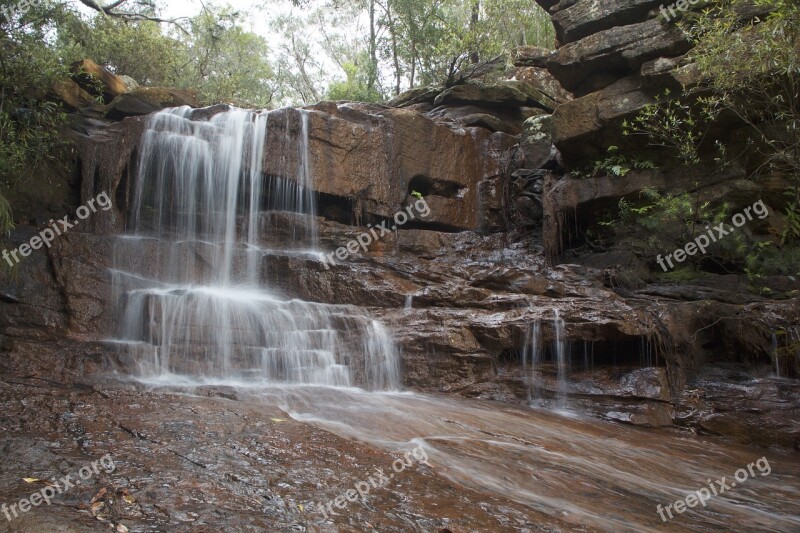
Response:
[116, 524, 129, 533]
[22, 478, 40, 483]
[89, 501, 105, 516]
[270, 418, 287, 422]
[298, 504, 304, 512]
[90, 487, 107, 503]
[123, 494, 136, 504]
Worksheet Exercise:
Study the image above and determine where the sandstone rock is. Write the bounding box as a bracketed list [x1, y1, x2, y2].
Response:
[434, 81, 556, 112]
[388, 87, 441, 107]
[51, 79, 94, 111]
[456, 113, 520, 134]
[427, 104, 528, 135]
[551, 75, 657, 160]
[119, 75, 139, 91]
[546, 18, 692, 93]
[549, 0, 663, 44]
[71, 59, 130, 103]
[513, 46, 553, 68]
[513, 66, 574, 105]
[520, 115, 561, 169]
[105, 87, 200, 120]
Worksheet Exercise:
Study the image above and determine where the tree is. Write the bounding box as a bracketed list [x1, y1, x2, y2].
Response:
[181, 7, 276, 107]
[1, 1, 71, 232]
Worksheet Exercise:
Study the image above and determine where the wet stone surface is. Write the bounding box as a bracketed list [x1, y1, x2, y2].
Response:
[0, 376, 568, 533]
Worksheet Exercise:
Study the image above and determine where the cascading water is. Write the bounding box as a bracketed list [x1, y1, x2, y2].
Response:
[521, 310, 569, 406]
[521, 318, 541, 403]
[109, 106, 400, 390]
[553, 309, 569, 407]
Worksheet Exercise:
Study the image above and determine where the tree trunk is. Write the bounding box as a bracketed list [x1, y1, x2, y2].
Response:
[368, 0, 378, 93]
[470, 1, 480, 64]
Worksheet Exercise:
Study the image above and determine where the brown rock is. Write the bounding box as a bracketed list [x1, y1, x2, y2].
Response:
[434, 81, 557, 112]
[71, 59, 130, 103]
[105, 87, 200, 120]
[546, 18, 692, 93]
[50, 79, 94, 111]
[513, 66, 574, 105]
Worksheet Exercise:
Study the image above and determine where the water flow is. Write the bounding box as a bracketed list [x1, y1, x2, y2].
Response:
[522, 318, 541, 403]
[553, 309, 569, 407]
[522, 310, 569, 407]
[111, 106, 400, 390]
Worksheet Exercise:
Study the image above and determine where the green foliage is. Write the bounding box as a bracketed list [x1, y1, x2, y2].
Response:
[617, 1, 800, 281]
[411, 190, 423, 199]
[781, 200, 800, 244]
[0, 192, 12, 234]
[606, 187, 750, 269]
[59, 7, 276, 108]
[623, 92, 724, 166]
[326, 60, 384, 103]
[0, 0, 70, 227]
[681, 0, 800, 189]
[573, 146, 656, 179]
[58, 14, 186, 87]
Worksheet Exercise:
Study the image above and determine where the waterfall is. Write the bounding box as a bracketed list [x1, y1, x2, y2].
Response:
[553, 309, 569, 407]
[405, 294, 413, 310]
[772, 332, 780, 378]
[522, 310, 569, 407]
[110, 106, 400, 390]
[522, 318, 541, 403]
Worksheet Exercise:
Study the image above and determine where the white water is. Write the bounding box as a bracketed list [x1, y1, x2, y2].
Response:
[522, 310, 569, 406]
[110, 106, 400, 390]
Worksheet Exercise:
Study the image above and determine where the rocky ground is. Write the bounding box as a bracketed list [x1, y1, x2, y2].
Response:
[0, 374, 571, 533]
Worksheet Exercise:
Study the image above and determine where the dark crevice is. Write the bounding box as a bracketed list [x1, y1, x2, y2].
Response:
[408, 175, 465, 199]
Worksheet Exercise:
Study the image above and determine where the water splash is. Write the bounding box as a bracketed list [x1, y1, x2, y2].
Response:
[111, 106, 400, 390]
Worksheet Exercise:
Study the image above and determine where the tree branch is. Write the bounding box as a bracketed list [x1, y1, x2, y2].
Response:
[75, 0, 192, 35]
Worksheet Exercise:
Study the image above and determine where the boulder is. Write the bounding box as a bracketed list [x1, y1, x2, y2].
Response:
[520, 115, 561, 170]
[387, 87, 441, 108]
[513, 66, 574, 105]
[50, 79, 94, 111]
[513, 46, 553, 68]
[105, 87, 200, 119]
[549, 0, 664, 44]
[434, 81, 557, 112]
[551, 75, 657, 160]
[70, 59, 130, 103]
[546, 18, 692, 93]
